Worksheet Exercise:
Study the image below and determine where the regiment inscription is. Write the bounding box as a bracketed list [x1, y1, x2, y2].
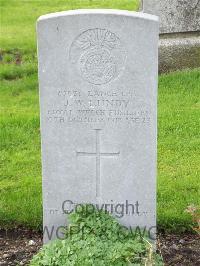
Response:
[46, 87, 151, 125]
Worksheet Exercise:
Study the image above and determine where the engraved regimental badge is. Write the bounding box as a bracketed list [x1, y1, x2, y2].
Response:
[70, 28, 126, 85]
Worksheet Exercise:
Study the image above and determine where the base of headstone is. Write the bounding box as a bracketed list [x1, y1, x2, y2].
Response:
[159, 32, 200, 73]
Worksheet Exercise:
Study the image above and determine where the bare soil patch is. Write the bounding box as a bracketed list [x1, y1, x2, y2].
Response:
[0, 228, 199, 265]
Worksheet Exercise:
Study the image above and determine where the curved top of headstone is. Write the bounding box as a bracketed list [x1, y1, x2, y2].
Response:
[37, 9, 158, 23]
[37, 9, 158, 86]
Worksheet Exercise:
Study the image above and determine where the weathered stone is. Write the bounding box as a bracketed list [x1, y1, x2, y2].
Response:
[142, 0, 200, 33]
[37, 9, 158, 243]
[159, 32, 200, 73]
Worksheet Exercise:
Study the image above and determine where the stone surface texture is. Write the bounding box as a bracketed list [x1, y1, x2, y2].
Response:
[142, 0, 200, 33]
[159, 32, 200, 73]
[37, 9, 159, 243]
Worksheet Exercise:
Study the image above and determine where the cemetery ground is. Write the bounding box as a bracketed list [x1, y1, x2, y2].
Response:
[0, 0, 200, 265]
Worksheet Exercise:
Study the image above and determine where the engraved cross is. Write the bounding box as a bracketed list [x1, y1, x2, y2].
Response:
[76, 129, 120, 198]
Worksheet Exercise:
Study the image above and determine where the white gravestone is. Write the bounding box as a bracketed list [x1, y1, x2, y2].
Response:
[37, 10, 159, 243]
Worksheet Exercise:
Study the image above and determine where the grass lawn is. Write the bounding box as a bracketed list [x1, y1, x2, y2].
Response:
[0, 0, 200, 232]
[0, 0, 139, 52]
